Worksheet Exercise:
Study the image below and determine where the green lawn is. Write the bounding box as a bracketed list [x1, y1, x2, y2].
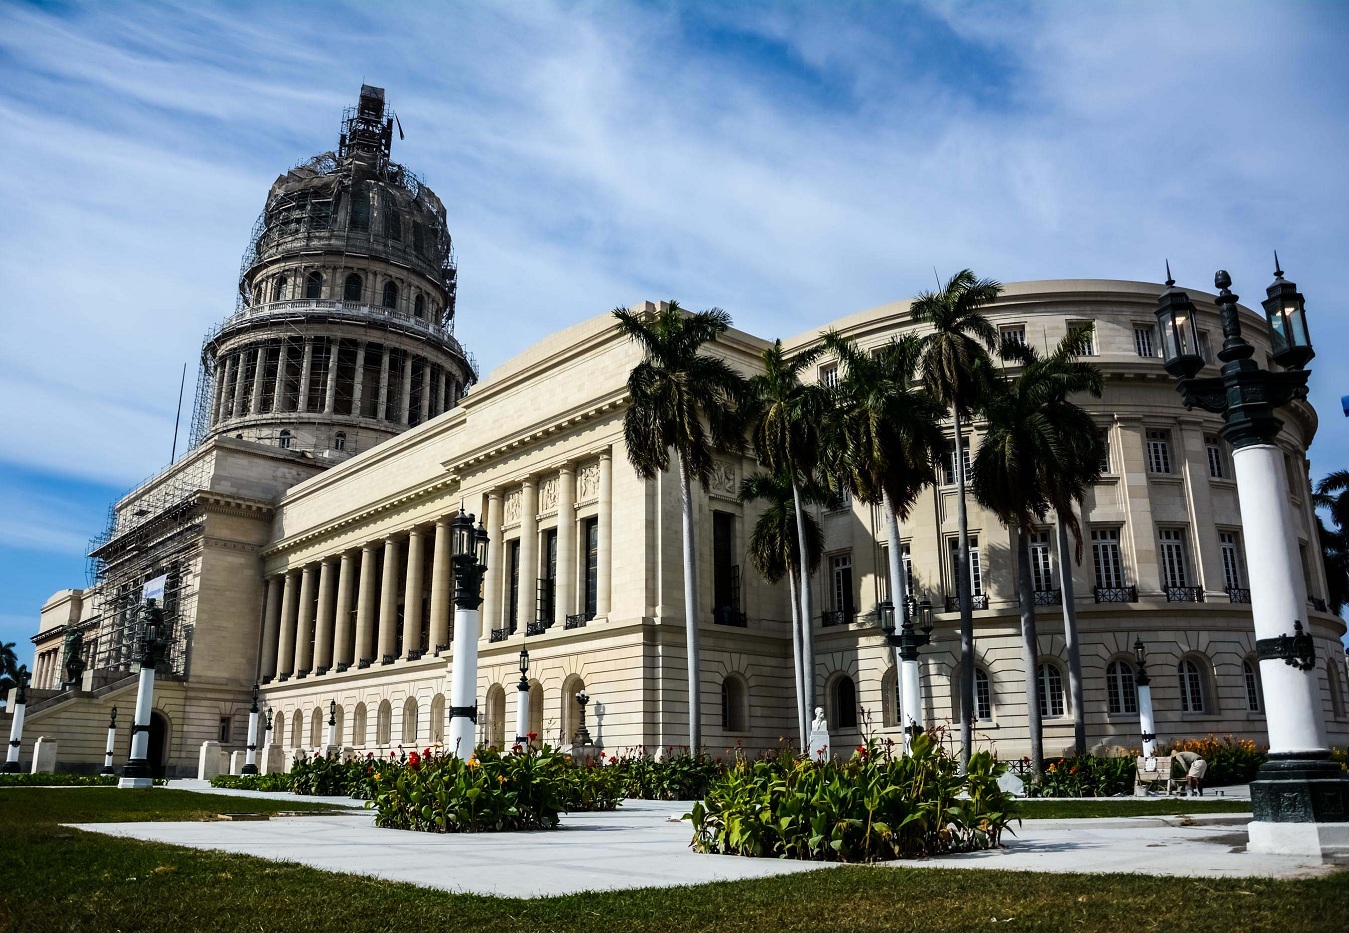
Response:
[0, 787, 1344, 933]
[1017, 797, 1251, 819]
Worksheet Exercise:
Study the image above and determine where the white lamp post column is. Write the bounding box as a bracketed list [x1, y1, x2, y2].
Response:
[325, 700, 338, 750]
[243, 683, 260, 775]
[881, 598, 933, 754]
[101, 707, 118, 776]
[514, 648, 531, 747]
[120, 586, 167, 790]
[1132, 639, 1157, 758]
[3, 670, 28, 773]
[447, 507, 490, 760]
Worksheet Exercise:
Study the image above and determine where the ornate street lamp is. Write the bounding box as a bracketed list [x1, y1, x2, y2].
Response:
[880, 596, 934, 749]
[446, 506, 490, 759]
[242, 683, 261, 775]
[101, 706, 119, 776]
[121, 588, 169, 789]
[572, 689, 592, 747]
[326, 699, 338, 750]
[1132, 638, 1157, 758]
[1155, 265, 1346, 855]
[514, 647, 531, 747]
[264, 707, 274, 749]
[2, 668, 29, 773]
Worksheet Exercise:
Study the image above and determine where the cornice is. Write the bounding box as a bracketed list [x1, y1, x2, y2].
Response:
[444, 389, 627, 473]
[262, 475, 459, 559]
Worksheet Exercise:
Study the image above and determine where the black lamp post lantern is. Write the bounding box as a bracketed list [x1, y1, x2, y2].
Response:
[1155, 264, 1347, 849]
[880, 596, 934, 739]
[1132, 638, 1150, 687]
[265, 706, 274, 746]
[447, 506, 491, 758]
[572, 689, 592, 747]
[514, 648, 531, 746]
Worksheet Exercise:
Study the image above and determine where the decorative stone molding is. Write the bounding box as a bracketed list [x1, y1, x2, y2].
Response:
[577, 462, 601, 504]
[538, 475, 559, 515]
[708, 460, 738, 500]
[503, 489, 522, 527]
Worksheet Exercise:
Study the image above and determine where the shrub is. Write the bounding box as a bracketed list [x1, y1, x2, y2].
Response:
[209, 772, 294, 792]
[1167, 735, 1266, 785]
[0, 773, 118, 787]
[1027, 756, 1135, 798]
[290, 754, 374, 797]
[607, 750, 722, 800]
[688, 734, 1015, 861]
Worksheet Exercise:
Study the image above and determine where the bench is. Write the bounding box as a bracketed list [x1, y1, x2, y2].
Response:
[1134, 755, 1176, 795]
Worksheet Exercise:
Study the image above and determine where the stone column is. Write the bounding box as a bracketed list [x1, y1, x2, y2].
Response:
[276, 570, 299, 678]
[597, 451, 613, 617]
[402, 528, 425, 657]
[378, 536, 401, 661]
[333, 550, 355, 669]
[418, 360, 432, 423]
[518, 478, 538, 632]
[482, 492, 503, 636]
[259, 576, 283, 680]
[352, 342, 367, 417]
[313, 558, 336, 673]
[323, 338, 339, 414]
[555, 464, 575, 626]
[377, 347, 391, 422]
[428, 517, 451, 652]
[354, 543, 378, 664]
[249, 347, 267, 415]
[211, 361, 227, 426]
[216, 355, 236, 422]
[230, 353, 247, 418]
[298, 338, 314, 413]
[293, 565, 317, 675]
[1115, 416, 1161, 596]
[272, 343, 288, 413]
[399, 353, 413, 424]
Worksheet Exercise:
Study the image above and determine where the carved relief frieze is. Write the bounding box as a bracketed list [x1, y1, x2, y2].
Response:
[538, 475, 559, 515]
[708, 460, 738, 500]
[577, 462, 601, 504]
[503, 489, 522, 527]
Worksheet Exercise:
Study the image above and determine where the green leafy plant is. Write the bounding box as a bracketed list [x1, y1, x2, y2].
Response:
[209, 772, 294, 792]
[688, 734, 1015, 861]
[0, 773, 119, 787]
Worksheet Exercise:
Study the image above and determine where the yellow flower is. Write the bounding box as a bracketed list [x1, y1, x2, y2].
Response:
[467, 756, 480, 768]
[497, 774, 506, 784]
[374, 772, 381, 780]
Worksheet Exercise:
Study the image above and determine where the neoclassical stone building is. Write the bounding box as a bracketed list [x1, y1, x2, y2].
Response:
[9, 93, 1347, 777]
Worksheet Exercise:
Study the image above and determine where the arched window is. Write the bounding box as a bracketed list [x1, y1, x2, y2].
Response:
[1329, 663, 1346, 720]
[384, 204, 402, 241]
[310, 708, 324, 747]
[1106, 660, 1138, 715]
[1037, 662, 1066, 718]
[881, 668, 898, 728]
[278, 429, 292, 450]
[376, 699, 392, 746]
[1178, 658, 1207, 713]
[414, 294, 425, 318]
[720, 675, 747, 732]
[273, 711, 286, 748]
[304, 271, 322, 299]
[1243, 659, 1262, 712]
[382, 281, 398, 309]
[289, 711, 303, 749]
[832, 674, 858, 729]
[528, 681, 544, 740]
[485, 684, 506, 749]
[344, 273, 363, 302]
[272, 275, 288, 302]
[429, 694, 445, 746]
[560, 675, 586, 746]
[350, 185, 370, 231]
[352, 703, 368, 746]
[333, 431, 346, 452]
[402, 696, 420, 745]
[974, 667, 993, 722]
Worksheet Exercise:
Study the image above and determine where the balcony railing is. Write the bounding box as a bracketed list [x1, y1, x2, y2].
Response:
[944, 594, 989, 612]
[1033, 588, 1061, 607]
[213, 298, 456, 347]
[526, 620, 552, 637]
[1308, 596, 1328, 613]
[489, 628, 511, 643]
[713, 606, 747, 627]
[821, 609, 856, 627]
[1165, 586, 1205, 603]
[1093, 585, 1138, 603]
[564, 612, 592, 630]
[1226, 586, 1252, 604]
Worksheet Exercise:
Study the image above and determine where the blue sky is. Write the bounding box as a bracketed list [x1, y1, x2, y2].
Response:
[1, 0, 1347, 657]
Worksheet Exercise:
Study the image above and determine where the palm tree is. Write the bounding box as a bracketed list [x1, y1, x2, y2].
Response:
[972, 330, 1104, 779]
[820, 331, 945, 734]
[746, 340, 833, 721]
[1, 641, 21, 705]
[614, 301, 747, 750]
[1313, 471, 1349, 614]
[911, 270, 1002, 768]
[739, 471, 830, 746]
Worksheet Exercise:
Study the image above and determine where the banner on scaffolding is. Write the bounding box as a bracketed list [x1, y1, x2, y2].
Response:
[142, 575, 167, 602]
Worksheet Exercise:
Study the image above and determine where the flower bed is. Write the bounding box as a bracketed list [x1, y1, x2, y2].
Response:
[209, 772, 294, 792]
[1028, 756, 1136, 798]
[1168, 735, 1265, 786]
[0, 773, 119, 787]
[688, 734, 1015, 861]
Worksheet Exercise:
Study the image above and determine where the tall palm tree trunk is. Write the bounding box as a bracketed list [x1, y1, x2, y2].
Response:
[677, 451, 701, 752]
[882, 493, 914, 743]
[953, 409, 975, 772]
[1017, 529, 1044, 780]
[1056, 514, 1086, 757]
[791, 479, 816, 720]
[788, 568, 806, 749]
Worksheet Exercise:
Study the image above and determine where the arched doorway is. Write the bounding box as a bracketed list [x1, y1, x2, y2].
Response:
[148, 711, 170, 778]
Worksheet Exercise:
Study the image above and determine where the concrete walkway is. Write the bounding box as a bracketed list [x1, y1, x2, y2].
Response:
[166, 779, 367, 808]
[72, 794, 1338, 898]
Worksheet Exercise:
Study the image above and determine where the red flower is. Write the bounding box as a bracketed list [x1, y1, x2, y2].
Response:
[528, 732, 538, 741]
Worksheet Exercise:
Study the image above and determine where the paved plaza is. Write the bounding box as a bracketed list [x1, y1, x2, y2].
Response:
[67, 784, 1337, 899]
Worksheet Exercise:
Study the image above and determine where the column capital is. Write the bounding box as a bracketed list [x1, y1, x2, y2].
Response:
[434, 515, 451, 528]
[487, 489, 502, 501]
[520, 474, 537, 489]
[598, 449, 612, 463]
[558, 461, 575, 476]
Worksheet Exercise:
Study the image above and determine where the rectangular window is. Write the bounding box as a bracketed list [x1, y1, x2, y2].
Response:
[1219, 531, 1245, 590]
[974, 669, 993, 721]
[1067, 320, 1095, 356]
[878, 543, 916, 605]
[1206, 435, 1225, 478]
[1133, 325, 1156, 358]
[999, 324, 1026, 349]
[539, 529, 558, 622]
[1028, 531, 1054, 592]
[1092, 528, 1126, 589]
[819, 363, 839, 389]
[218, 717, 231, 743]
[583, 518, 599, 619]
[1099, 429, 1112, 474]
[506, 540, 521, 631]
[1158, 528, 1190, 589]
[712, 511, 736, 613]
[1146, 429, 1173, 475]
[831, 553, 855, 617]
[948, 535, 983, 597]
[943, 442, 973, 485]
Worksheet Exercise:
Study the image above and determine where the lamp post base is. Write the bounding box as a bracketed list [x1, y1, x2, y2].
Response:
[241, 764, 259, 775]
[100, 766, 115, 776]
[120, 758, 153, 789]
[0, 761, 19, 774]
[118, 776, 154, 789]
[1247, 755, 1349, 860]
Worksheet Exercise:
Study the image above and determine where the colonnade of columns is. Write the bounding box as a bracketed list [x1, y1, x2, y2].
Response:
[256, 451, 616, 682]
[211, 336, 462, 430]
[31, 648, 63, 690]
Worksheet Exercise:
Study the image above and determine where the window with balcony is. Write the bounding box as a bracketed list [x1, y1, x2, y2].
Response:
[1028, 530, 1054, 594]
[1220, 531, 1247, 600]
[1146, 429, 1173, 474]
[946, 535, 984, 608]
[712, 511, 743, 626]
[1098, 429, 1113, 475]
[582, 517, 599, 621]
[1158, 527, 1191, 589]
[272, 275, 288, 302]
[382, 281, 398, 310]
[942, 443, 973, 486]
[825, 553, 854, 625]
[414, 294, 425, 318]
[305, 271, 323, 300]
[1243, 659, 1262, 712]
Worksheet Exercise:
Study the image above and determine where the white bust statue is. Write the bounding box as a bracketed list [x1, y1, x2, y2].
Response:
[807, 707, 830, 762]
[810, 707, 826, 733]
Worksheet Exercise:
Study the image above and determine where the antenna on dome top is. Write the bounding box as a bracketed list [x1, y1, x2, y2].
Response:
[395, 112, 404, 140]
